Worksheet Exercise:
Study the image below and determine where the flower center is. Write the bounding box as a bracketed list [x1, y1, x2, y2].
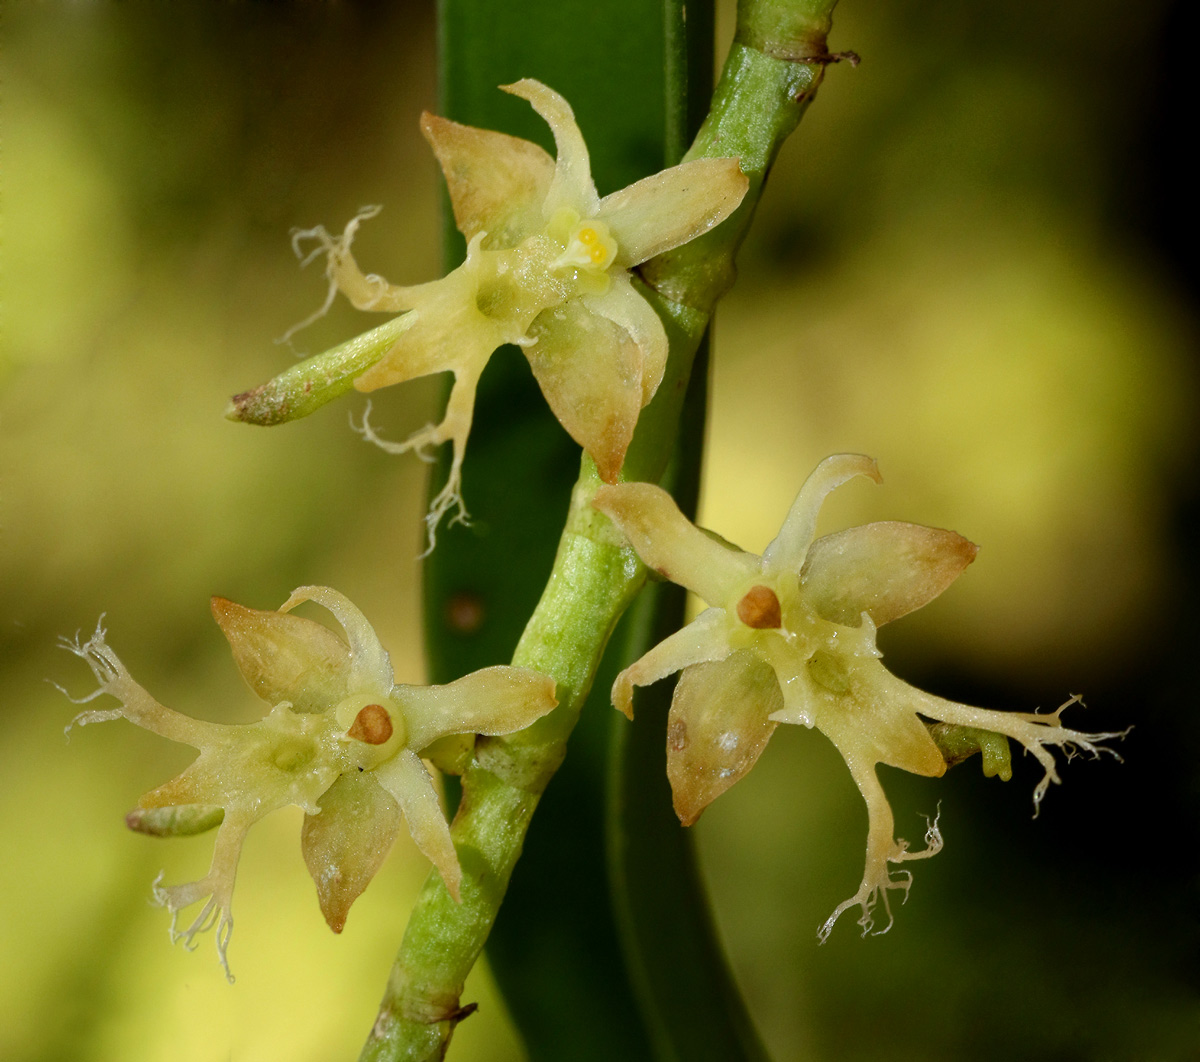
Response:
[736, 585, 782, 629]
[548, 209, 618, 274]
[347, 703, 393, 745]
[334, 692, 406, 753]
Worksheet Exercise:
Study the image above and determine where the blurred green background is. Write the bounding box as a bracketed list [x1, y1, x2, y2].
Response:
[2, 2, 1197, 1061]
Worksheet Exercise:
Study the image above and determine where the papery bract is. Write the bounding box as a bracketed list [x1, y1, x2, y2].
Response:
[594, 455, 1126, 940]
[229, 79, 748, 547]
[62, 586, 557, 977]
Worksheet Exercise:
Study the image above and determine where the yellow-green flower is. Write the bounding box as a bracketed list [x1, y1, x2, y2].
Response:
[594, 455, 1126, 940]
[229, 80, 748, 544]
[64, 586, 557, 978]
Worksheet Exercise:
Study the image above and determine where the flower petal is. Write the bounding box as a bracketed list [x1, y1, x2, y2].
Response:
[815, 756, 942, 943]
[871, 669, 1128, 812]
[524, 299, 643, 483]
[152, 813, 253, 981]
[582, 271, 668, 406]
[63, 623, 221, 747]
[421, 112, 554, 246]
[666, 651, 782, 826]
[401, 665, 558, 753]
[279, 586, 394, 694]
[301, 772, 402, 933]
[802, 521, 979, 627]
[762, 454, 882, 574]
[593, 483, 760, 605]
[372, 749, 462, 902]
[501, 79, 599, 216]
[611, 607, 734, 719]
[211, 596, 351, 713]
[598, 158, 748, 266]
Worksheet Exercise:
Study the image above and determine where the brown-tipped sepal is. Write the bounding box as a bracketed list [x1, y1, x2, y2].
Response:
[301, 772, 402, 933]
[211, 596, 350, 713]
[667, 651, 782, 825]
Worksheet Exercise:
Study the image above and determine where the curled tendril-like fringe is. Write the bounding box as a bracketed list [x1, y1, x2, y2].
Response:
[153, 873, 236, 983]
[279, 205, 387, 345]
[819, 807, 943, 944]
[999, 695, 1131, 815]
[352, 401, 471, 557]
[57, 620, 131, 734]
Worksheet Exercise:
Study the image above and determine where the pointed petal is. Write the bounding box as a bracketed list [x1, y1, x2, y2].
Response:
[402, 665, 557, 752]
[211, 597, 351, 712]
[420, 112, 553, 246]
[582, 272, 668, 406]
[501, 79, 598, 215]
[815, 755, 941, 943]
[611, 607, 734, 718]
[63, 624, 220, 748]
[803, 521, 979, 627]
[667, 651, 782, 826]
[279, 586, 393, 693]
[372, 749, 462, 901]
[153, 814, 252, 980]
[301, 772, 402, 933]
[874, 670, 1128, 812]
[524, 300, 642, 483]
[599, 158, 748, 266]
[762, 454, 882, 573]
[593, 483, 760, 604]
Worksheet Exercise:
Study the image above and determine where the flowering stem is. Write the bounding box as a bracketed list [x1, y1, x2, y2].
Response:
[361, 1, 844, 1058]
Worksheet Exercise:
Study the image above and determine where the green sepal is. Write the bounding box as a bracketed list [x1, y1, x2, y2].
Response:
[226, 313, 414, 426]
[926, 721, 1014, 780]
[125, 804, 225, 837]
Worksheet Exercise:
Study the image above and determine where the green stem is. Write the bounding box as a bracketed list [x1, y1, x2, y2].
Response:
[361, 3, 843, 1058]
[641, 43, 830, 311]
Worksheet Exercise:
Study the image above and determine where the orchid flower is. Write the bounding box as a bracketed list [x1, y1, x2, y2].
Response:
[229, 79, 748, 546]
[593, 455, 1126, 941]
[62, 586, 557, 979]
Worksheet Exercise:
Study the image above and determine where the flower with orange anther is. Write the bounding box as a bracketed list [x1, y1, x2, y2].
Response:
[62, 586, 557, 979]
[593, 455, 1126, 941]
[228, 79, 748, 547]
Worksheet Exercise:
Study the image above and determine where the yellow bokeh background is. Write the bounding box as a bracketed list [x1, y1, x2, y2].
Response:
[2, 2, 1196, 1060]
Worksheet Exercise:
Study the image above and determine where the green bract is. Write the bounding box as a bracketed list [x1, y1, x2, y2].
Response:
[594, 455, 1127, 940]
[63, 586, 557, 978]
[229, 79, 748, 546]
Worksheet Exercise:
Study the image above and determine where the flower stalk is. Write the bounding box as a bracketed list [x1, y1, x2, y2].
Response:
[360, 1, 846, 1057]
